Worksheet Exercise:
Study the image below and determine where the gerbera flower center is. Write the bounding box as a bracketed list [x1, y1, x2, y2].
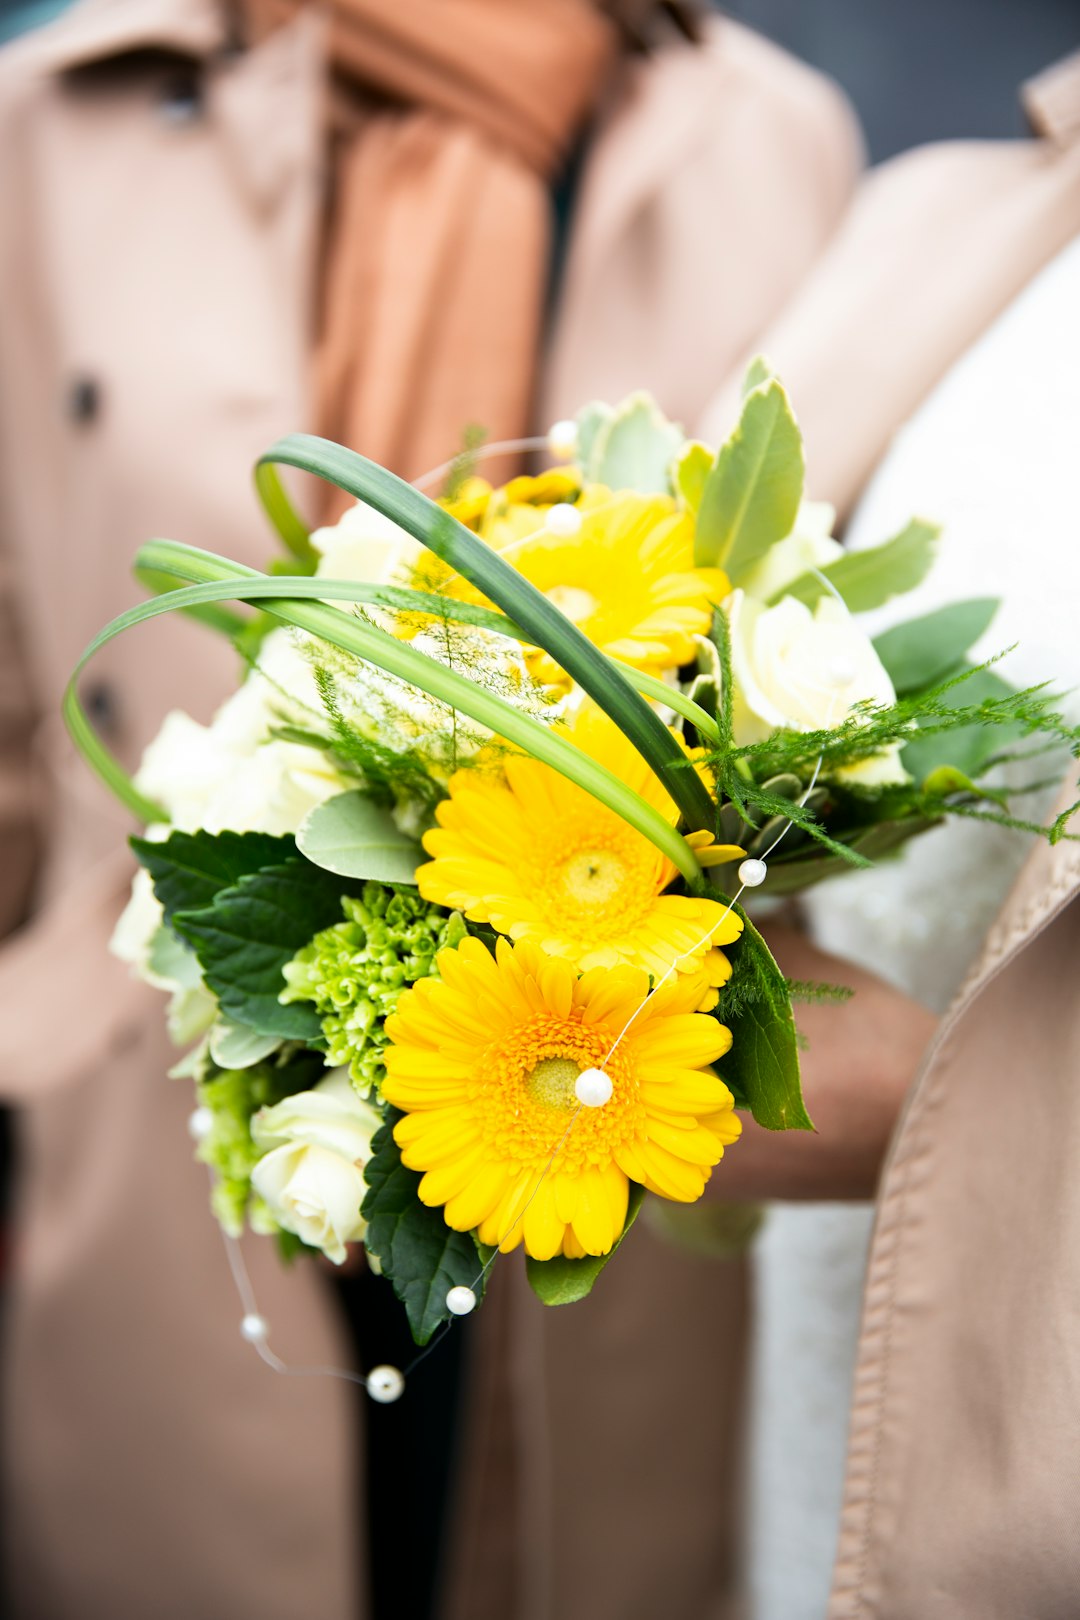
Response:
[544, 584, 597, 624]
[557, 849, 629, 908]
[525, 1055, 583, 1110]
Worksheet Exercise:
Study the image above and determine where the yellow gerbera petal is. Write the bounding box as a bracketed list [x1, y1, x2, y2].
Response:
[382, 937, 740, 1259]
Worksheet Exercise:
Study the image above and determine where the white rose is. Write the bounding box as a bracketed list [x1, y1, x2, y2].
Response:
[134, 629, 348, 835]
[110, 867, 218, 1043]
[250, 1071, 383, 1264]
[738, 501, 843, 602]
[311, 500, 421, 586]
[727, 588, 907, 784]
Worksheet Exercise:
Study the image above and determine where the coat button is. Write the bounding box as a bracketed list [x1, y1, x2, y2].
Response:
[157, 69, 203, 125]
[67, 376, 101, 425]
[84, 679, 121, 737]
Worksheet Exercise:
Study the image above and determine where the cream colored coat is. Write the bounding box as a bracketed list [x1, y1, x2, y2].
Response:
[719, 52, 1080, 1619]
[0, 6, 860, 1617]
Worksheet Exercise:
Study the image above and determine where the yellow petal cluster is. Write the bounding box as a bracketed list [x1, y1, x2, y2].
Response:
[418, 705, 743, 985]
[382, 936, 740, 1259]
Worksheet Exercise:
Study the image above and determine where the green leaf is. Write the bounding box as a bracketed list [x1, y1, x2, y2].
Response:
[695, 380, 804, 577]
[779, 519, 939, 613]
[173, 859, 357, 1040]
[208, 1019, 283, 1069]
[574, 401, 612, 472]
[132, 829, 296, 926]
[741, 355, 776, 397]
[525, 1184, 646, 1306]
[584, 392, 685, 494]
[872, 597, 1000, 695]
[672, 441, 715, 514]
[901, 665, 1020, 781]
[296, 791, 422, 884]
[719, 905, 812, 1130]
[361, 1114, 487, 1345]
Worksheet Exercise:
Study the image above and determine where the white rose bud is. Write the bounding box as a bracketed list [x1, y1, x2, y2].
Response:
[726, 588, 907, 785]
[250, 1072, 383, 1265]
[311, 500, 421, 586]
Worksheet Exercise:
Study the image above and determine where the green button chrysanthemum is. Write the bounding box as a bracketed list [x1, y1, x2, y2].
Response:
[281, 883, 464, 1095]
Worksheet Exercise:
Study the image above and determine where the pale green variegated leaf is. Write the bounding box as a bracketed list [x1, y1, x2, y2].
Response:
[872, 597, 1000, 694]
[574, 400, 612, 473]
[672, 440, 715, 513]
[779, 519, 940, 613]
[741, 355, 776, 397]
[296, 791, 422, 884]
[209, 1019, 283, 1069]
[585, 392, 685, 495]
[695, 380, 804, 578]
[525, 1184, 646, 1306]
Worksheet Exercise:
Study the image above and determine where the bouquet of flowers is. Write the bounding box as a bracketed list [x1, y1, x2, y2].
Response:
[71, 363, 1077, 1377]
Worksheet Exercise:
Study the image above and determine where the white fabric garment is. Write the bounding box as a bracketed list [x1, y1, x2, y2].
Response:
[748, 232, 1080, 1620]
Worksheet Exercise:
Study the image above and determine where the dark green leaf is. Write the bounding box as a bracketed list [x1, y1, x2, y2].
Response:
[525, 1184, 646, 1306]
[361, 1115, 487, 1345]
[873, 598, 1000, 694]
[779, 520, 939, 613]
[695, 380, 804, 577]
[132, 828, 296, 926]
[173, 859, 357, 1039]
[718, 905, 812, 1130]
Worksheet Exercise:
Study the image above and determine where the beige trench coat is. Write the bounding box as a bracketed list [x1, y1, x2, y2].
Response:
[719, 52, 1080, 1619]
[0, 5, 860, 1617]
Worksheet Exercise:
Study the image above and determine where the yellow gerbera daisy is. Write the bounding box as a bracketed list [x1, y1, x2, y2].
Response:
[383, 936, 741, 1259]
[417, 705, 743, 983]
[506, 485, 728, 682]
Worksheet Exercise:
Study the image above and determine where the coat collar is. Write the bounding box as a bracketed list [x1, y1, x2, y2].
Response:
[28, 0, 227, 75]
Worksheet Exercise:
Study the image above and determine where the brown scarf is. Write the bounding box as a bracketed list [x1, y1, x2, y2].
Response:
[240, 0, 617, 514]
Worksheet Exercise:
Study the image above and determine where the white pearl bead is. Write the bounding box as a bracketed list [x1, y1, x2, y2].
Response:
[187, 1105, 214, 1141]
[574, 1067, 614, 1108]
[547, 419, 578, 461]
[826, 656, 858, 690]
[366, 1364, 406, 1404]
[546, 502, 583, 537]
[446, 1285, 477, 1316]
[738, 858, 768, 888]
[240, 1313, 268, 1343]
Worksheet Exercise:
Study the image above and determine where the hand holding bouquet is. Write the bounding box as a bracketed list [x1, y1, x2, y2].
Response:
[73, 364, 1078, 1359]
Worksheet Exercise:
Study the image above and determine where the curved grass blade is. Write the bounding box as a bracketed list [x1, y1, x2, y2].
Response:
[255, 435, 715, 833]
[64, 544, 703, 879]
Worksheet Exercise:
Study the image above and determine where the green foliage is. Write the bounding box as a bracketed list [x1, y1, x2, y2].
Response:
[525, 1185, 646, 1306]
[714, 905, 812, 1131]
[899, 664, 1022, 781]
[442, 423, 487, 501]
[780, 520, 939, 612]
[296, 790, 422, 885]
[695, 379, 804, 578]
[280, 886, 464, 1095]
[312, 666, 443, 815]
[581, 392, 685, 494]
[873, 598, 1000, 694]
[361, 1112, 487, 1345]
[131, 829, 296, 925]
[173, 859, 364, 1040]
[195, 1049, 326, 1236]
